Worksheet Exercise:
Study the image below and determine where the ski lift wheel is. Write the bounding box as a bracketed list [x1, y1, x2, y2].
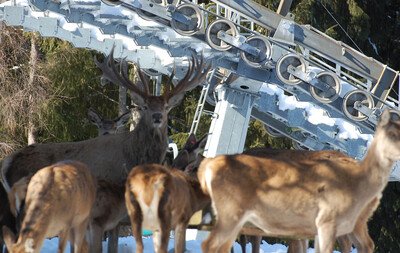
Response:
[206, 19, 238, 51]
[171, 4, 203, 36]
[240, 35, 272, 68]
[309, 71, 341, 104]
[275, 53, 306, 85]
[342, 89, 374, 121]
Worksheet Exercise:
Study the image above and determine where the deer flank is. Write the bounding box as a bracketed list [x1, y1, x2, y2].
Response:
[198, 109, 400, 253]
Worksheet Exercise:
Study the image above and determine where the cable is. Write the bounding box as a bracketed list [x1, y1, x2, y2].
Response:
[317, 0, 364, 54]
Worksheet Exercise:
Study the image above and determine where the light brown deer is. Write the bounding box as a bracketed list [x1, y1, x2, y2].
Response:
[198, 109, 400, 253]
[0, 50, 210, 244]
[125, 134, 209, 253]
[2, 160, 96, 253]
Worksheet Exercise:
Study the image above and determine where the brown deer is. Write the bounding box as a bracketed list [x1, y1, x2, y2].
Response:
[0, 50, 210, 246]
[125, 134, 209, 253]
[2, 160, 96, 253]
[198, 109, 400, 253]
[87, 107, 130, 253]
[87, 108, 132, 136]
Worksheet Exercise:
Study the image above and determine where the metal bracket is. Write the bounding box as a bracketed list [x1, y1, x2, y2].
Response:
[354, 101, 379, 125]
[169, 7, 197, 28]
[217, 30, 260, 56]
[288, 66, 334, 92]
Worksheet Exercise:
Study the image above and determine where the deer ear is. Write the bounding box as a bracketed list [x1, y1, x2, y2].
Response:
[167, 93, 185, 109]
[197, 134, 208, 150]
[128, 91, 146, 107]
[3, 226, 16, 250]
[117, 112, 131, 126]
[184, 133, 197, 150]
[88, 109, 101, 125]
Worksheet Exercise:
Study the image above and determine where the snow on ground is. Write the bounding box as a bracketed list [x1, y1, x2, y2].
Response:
[40, 229, 354, 253]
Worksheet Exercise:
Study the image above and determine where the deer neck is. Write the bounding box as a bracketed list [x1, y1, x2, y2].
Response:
[360, 132, 394, 191]
[187, 177, 210, 211]
[124, 118, 168, 166]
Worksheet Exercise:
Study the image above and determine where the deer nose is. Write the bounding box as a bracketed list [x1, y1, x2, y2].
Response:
[152, 113, 163, 124]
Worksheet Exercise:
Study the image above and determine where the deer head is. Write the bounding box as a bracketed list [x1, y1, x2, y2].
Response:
[94, 49, 211, 132]
[87, 108, 131, 136]
[171, 133, 208, 171]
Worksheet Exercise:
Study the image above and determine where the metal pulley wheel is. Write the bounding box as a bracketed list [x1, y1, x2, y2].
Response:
[240, 35, 272, 68]
[342, 89, 374, 121]
[309, 71, 341, 104]
[264, 125, 283, 137]
[206, 19, 238, 51]
[171, 4, 203, 36]
[275, 53, 306, 85]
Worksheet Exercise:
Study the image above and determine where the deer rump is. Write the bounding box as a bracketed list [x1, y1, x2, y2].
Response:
[126, 164, 197, 231]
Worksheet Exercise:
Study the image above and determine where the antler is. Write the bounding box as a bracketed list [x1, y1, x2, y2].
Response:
[94, 48, 149, 97]
[166, 53, 211, 101]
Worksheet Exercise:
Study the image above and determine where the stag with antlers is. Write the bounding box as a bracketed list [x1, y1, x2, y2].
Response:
[0, 49, 211, 247]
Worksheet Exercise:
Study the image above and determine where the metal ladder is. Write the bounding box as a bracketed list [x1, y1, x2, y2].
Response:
[189, 68, 225, 135]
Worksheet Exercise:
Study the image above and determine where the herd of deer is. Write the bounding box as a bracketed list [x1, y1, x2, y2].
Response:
[0, 51, 399, 253]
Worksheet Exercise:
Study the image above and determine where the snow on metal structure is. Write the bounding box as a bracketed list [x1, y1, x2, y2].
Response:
[1, 0, 400, 179]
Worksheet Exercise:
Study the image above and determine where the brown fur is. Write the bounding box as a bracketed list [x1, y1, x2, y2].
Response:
[88, 180, 126, 253]
[8, 177, 29, 218]
[198, 109, 400, 253]
[125, 163, 210, 253]
[87, 109, 131, 253]
[2, 160, 96, 253]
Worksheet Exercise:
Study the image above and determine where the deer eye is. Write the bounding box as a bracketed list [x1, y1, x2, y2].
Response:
[142, 105, 148, 110]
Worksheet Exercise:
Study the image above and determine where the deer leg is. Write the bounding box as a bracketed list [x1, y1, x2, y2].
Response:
[71, 218, 90, 253]
[107, 225, 119, 253]
[58, 229, 70, 253]
[316, 221, 336, 253]
[287, 239, 307, 253]
[349, 223, 374, 253]
[152, 228, 170, 253]
[337, 234, 352, 253]
[126, 193, 144, 253]
[129, 211, 143, 253]
[202, 215, 245, 253]
[174, 222, 187, 253]
[154, 214, 171, 253]
[313, 235, 320, 253]
[88, 222, 103, 253]
[238, 235, 247, 253]
[250, 235, 261, 253]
